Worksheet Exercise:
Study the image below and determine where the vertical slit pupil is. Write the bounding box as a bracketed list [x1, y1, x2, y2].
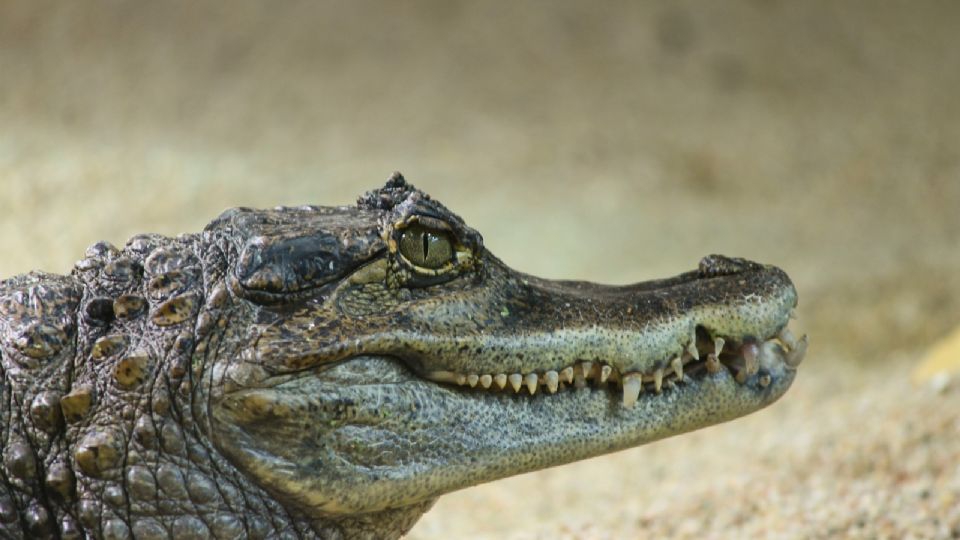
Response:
[399, 225, 453, 269]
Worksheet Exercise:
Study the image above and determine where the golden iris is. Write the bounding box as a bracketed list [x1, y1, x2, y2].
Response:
[398, 225, 454, 270]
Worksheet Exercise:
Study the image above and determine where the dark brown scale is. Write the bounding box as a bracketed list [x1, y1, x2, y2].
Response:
[76, 499, 100, 530]
[155, 465, 188, 500]
[60, 386, 94, 423]
[125, 466, 157, 502]
[113, 352, 152, 389]
[171, 515, 209, 540]
[74, 430, 122, 478]
[0, 497, 17, 524]
[112, 295, 146, 319]
[101, 257, 142, 284]
[13, 323, 67, 360]
[103, 486, 125, 509]
[4, 442, 36, 481]
[90, 335, 127, 360]
[24, 503, 53, 538]
[85, 242, 121, 260]
[209, 515, 244, 538]
[131, 519, 167, 540]
[101, 519, 129, 539]
[43, 462, 75, 502]
[147, 271, 191, 302]
[150, 292, 200, 327]
[59, 515, 83, 539]
[144, 247, 199, 277]
[132, 416, 156, 447]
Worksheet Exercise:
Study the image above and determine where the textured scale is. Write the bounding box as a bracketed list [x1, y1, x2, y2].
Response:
[0, 174, 803, 539]
[0, 237, 333, 539]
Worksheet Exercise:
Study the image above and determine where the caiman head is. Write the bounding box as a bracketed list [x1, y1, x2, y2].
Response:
[198, 173, 806, 528]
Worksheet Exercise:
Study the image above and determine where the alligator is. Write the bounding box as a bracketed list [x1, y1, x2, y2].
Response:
[0, 173, 806, 539]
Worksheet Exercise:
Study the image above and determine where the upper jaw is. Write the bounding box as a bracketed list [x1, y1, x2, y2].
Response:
[243, 253, 802, 401]
[421, 320, 806, 408]
[388, 254, 801, 386]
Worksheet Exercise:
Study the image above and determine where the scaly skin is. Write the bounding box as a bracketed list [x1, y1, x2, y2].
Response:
[0, 173, 806, 539]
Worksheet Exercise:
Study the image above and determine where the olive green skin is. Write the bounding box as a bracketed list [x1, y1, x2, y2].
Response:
[0, 173, 800, 539]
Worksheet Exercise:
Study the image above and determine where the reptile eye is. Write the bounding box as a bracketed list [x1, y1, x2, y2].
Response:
[398, 225, 454, 271]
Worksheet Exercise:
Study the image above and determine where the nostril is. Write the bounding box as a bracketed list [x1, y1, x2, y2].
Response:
[697, 254, 762, 278]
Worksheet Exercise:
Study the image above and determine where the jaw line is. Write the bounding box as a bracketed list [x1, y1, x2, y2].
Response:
[209, 352, 797, 515]
[408, 317, 804, 405]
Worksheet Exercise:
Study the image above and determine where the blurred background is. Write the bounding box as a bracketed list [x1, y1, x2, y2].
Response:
[1, 1, 958, 537]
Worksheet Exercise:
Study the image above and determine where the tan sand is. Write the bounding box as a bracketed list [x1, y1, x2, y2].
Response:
[1, 2, 958, 537]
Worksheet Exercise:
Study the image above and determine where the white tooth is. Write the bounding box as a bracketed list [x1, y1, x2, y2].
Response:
[494, 373, 508, 389]
[686, 341, 699, 360]
[706, 353, 721, 373]
[479, 374, 493, 389]
[622, 373, 642, 407]
[467, 374, 479, 387]
[544, 371, 559, 393]
[600, 365, 612, 383]
[671, 357, 684, 380]
[426, 371, 458, 383]
[456, 374, 468, 385]
[786, 335, 808, 367]
[714, 337, 725, 357]
[743, 343, 759, 375]
[778, 327, 798, 349]
[560, 366, 574, 383]
[653, 369, 664, 393]
[508, 373, 523, 393]
[735, 366, 748, 384]
[524, 373, 538, 394]
[581, 361, 594, 379]
[789, 308, 798, 320]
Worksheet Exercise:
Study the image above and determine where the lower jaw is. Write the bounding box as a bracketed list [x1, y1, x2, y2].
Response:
[387, 361, 799, 504]
[209, 353, 799, 515]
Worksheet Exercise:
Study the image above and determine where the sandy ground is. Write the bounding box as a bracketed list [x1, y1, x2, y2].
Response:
[1, 2, 958, 538]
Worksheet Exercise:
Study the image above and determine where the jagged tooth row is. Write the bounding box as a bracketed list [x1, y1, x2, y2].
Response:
[425, 322, 808, 407]
[426, 359, 620, 396]
[434, 348, 705, 399]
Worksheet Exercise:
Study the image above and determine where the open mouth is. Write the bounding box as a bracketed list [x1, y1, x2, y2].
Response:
[421, 321, 807, 407]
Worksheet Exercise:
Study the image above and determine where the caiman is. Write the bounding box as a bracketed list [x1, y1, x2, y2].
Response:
[0, 173, 807, 539]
